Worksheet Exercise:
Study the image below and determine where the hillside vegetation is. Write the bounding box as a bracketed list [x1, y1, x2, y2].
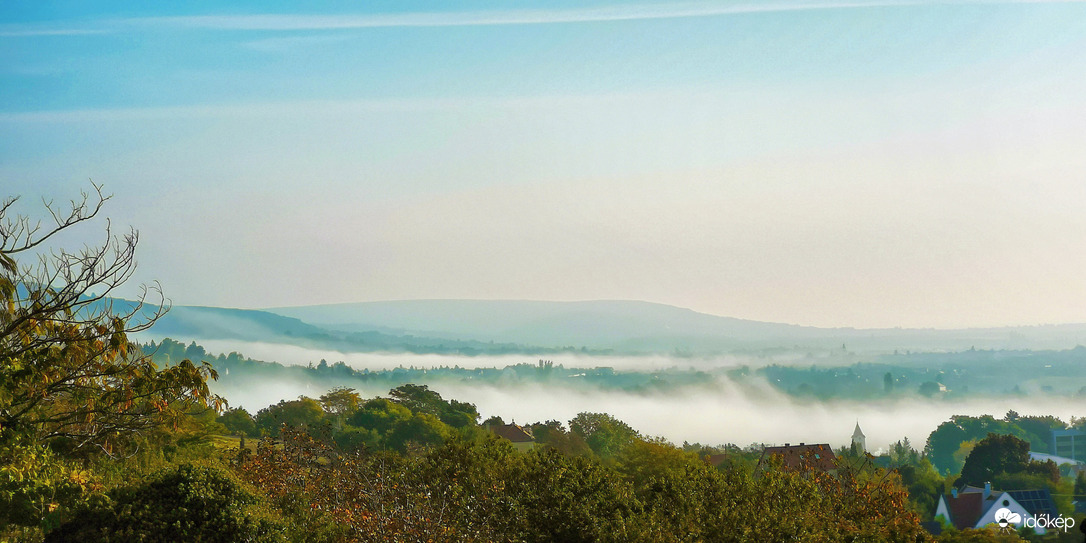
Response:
[3, 188, 1074, 542]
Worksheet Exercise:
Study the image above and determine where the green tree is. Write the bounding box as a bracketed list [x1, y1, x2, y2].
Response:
[442, 398, 480, 428]
[0, 438, 97, 533]
[897, 458, 946, 519]
[386, 412, 450, 452]
[219, 407, 259, 438]
[319, 387, 360, 418]
[255, 397, 325, 435]
[46, 463, 284, 542]
[919, 381, 943, 397]
[569, 412, 638, 459]
[0, 186, 223, 533]
[1008, 413, 1065, 454]
[959, 433, 1057, 487]
[388, 384, 445, 415]
[319, 386, 360, 431]
[512, 447, 638, 542]
[348, 398, 413, 436]
[388, 384, 479, 428]
[888, 437, 921, 467]
[529, 419, 592, 456]
[0, 186, 222, 453]
[926, 415, 1025, 475]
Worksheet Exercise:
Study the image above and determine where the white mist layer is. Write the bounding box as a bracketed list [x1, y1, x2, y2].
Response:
[188, 339, 802, 371]
[425, 380, 1082, 452]
[208, 360, 1084, 453]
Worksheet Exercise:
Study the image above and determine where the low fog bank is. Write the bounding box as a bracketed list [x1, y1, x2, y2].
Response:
[183, 340, 1085, 450]
[187, 339, 802, 371]
[212, 370, 1080, 453]
[425, 381, 1082, 452]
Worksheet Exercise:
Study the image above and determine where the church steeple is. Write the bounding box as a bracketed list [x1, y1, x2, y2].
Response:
[851, 421, 866, 453]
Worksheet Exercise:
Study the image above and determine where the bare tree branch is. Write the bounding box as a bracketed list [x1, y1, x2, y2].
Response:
[0, 183, 219, 455]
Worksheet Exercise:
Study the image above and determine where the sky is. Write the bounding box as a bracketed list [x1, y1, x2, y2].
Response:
[2, 1, 1086, 329]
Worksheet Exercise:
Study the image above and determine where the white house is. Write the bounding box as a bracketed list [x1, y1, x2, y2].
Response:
[934, 483, 1058, 535]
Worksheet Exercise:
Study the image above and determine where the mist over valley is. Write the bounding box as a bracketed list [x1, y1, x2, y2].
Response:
[8, 3, 1086, 537]
[139, 298, 1086, 454]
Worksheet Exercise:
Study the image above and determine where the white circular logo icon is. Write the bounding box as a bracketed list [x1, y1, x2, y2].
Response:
[995, 508, 1022, 529]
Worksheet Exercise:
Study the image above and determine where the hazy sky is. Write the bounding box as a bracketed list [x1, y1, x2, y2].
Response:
[3, 1, 1086, 328]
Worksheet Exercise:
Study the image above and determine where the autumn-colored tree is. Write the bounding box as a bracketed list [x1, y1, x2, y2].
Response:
[235, 426, 472, 542]
[0, 186, 223, 535]
[0, 185, 222, 455]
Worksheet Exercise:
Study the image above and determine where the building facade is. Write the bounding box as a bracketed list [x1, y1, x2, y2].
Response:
[1051, 429, 1086, 463]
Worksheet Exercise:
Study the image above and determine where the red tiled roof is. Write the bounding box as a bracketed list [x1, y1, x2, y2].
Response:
[945, 492, 984, 530]
[757, 444, 837, 471]
[704, 453, 728, 467]
[491, 424, 534, 443]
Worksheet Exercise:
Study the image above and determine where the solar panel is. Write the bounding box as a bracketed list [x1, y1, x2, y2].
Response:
[1007, 489, 1058, 519]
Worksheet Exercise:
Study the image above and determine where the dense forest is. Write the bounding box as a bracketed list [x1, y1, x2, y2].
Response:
[5, 189, 1086, 542]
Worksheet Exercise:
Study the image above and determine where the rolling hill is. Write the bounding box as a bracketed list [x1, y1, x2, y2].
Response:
[263, 299, 1086, 354]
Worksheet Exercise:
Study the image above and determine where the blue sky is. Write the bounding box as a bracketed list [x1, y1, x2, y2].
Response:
[3, 1, 1086, 328]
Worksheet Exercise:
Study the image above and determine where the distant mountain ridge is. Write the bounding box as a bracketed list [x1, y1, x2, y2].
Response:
[142, 303, 577, 356]
[263, 299, 1086, 353]
[152, 305, 324, 342]
[113, 295, 1086, 355]
[266, 299, 809, 344]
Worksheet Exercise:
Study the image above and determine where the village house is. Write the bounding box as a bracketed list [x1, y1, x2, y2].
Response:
[756, 443, 837, 471]
[934, 483, 1060, 535]
[487, 423, 536, 452]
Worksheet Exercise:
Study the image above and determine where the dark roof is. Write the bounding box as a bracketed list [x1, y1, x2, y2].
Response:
[944, 492, 984, 530]
[704, 453, 728, 467]
[1007, 489, 1059, 519]
[490, 424, 534, 443]
[757, 443, 836, 471]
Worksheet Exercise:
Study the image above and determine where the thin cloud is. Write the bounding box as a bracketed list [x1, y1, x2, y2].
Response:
[132, 1, 1086, 31]
[0, 91, 677, 123]
[0, 99, 454, 124]
[146, 3, 922, 30]
[0, 27, 107, 37]
[5, 0, 1083, 36]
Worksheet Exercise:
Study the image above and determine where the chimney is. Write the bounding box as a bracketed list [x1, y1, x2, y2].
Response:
[951, 488, 958, 498]
[799, 442, 805, 446]
[983, 482, 991, 500]
[784, 443, 790, 447]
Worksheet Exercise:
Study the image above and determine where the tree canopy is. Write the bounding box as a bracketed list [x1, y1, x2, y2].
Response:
[0, 185, 222, 457]
[0, 185, 224, 536]
[959, 433, 1058, 488]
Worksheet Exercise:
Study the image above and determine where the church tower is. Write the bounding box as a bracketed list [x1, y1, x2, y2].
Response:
[851, 422, 866, 453]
